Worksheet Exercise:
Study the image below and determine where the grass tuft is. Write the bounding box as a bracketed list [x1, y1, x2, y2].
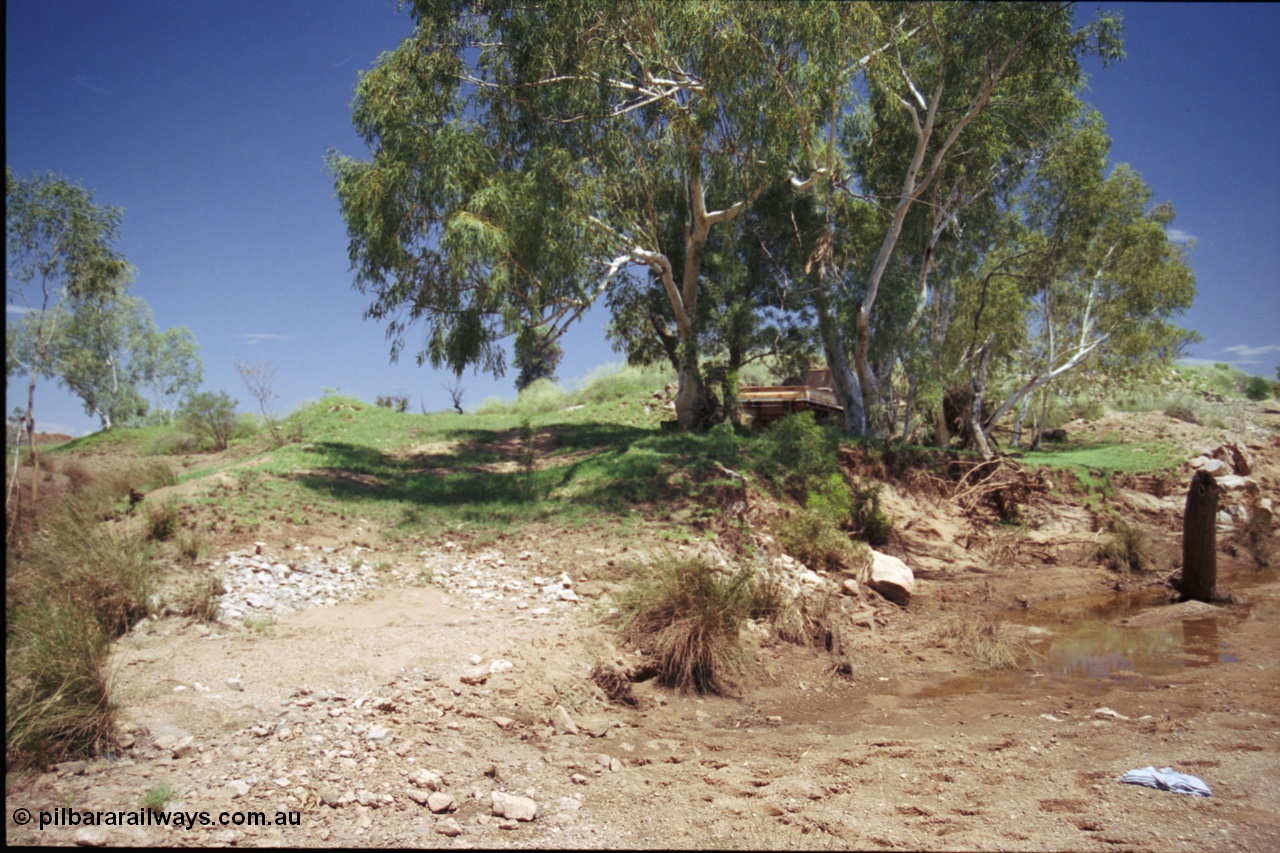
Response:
[1095, 519, 1153, 573]
[930, 614, 1029, 670]
[615, 551, 754, 695]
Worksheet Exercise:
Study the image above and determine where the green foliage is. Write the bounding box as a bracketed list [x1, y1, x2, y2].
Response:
[757, 412, 840, 500]
[569, 363, 675, 405]
[1244, 375, 1271, 401]
[849, 478, 892, 546]
[179, 391, 238, 451]
[514, 325, 564, 392]
[141, 783, 178, 815]
[616, 552, 755, 695]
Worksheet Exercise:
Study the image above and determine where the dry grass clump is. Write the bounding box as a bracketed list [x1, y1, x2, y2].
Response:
[175, 575, 224, 623]
[931, 614, 1030, 670]
[615, 551, 755, 695]
[1095, 519, 1153, 573]
[6, 475, 159, 770]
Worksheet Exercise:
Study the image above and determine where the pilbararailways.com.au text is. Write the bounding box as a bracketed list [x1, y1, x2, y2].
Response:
[33, 807, 300, 830]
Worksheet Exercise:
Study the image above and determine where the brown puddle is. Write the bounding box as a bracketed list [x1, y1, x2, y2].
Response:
[781, 565, 1278, 724]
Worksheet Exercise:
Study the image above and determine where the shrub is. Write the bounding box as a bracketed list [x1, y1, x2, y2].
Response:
[774, 506, 855, 573]
[141, 783, 177, 815]
[849, 478, 892, 546]
[175, 527, 207, 563]
[616, 552, 754, 695]
[1163, 399, 1200, 424]
[176, 575, 223, 621]
[514, 378, 567, 416]
[571, 363, 675, 404]
[1095, 519, 1153, 573]
[758, 412, 840, 500]
[376, 393, 410, 413]
[1244, 375, 1271, 401]
[63, 459, 94, 493]
[145, 500, 180, 542]
[179, 391, 238, 451]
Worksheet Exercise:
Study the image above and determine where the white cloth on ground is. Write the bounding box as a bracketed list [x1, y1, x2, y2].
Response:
[1119, 766, 1211, 797]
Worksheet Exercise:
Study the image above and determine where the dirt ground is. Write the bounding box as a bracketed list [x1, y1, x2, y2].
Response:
[6, 404, 1280, 850]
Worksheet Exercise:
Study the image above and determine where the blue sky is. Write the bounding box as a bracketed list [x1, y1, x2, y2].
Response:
[6, 1, 1279, 437]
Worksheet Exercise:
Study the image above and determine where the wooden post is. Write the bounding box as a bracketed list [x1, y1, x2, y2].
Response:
[1180, 470, 1219, 602]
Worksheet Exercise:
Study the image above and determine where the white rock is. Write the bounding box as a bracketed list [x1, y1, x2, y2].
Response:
[409, 769, 443, 791]
[243, 592, 276, 609]
[488, 659, 514, 674]
[435, 817, 463, 837]
[365, 724, 393, 743]
[550, 705, 579, 735]
[74, 828, 108, 847]
[491, 790, 539, 821]
[225, 779, 251, 798]
[226, 677, 244, 691]
[427, 792, 455, 813]
[459, 666, 489, 686]
[867, 551, 916, 606]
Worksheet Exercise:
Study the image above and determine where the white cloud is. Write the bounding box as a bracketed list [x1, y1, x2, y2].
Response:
[236, 333, 291, 344]
[1223, 343, 1280, 363]
[6, 304, 32, 315]
[1165, 228, 1195, 244]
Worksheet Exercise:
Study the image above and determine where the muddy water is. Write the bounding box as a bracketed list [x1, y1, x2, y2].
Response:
[1013, 564, 1278, 692]
[776, 564, 1279, 727]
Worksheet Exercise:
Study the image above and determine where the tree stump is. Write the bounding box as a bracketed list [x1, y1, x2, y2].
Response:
[1180, 470, 1219, 602]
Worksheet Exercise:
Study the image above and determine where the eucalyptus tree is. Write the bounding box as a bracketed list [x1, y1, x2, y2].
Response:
[331, 1, 885, 429]
[968, 111, 1195, 452]
[804, 1, 1123, 437]
[5, 168, 129, 504]
[8, 289, 204, 431]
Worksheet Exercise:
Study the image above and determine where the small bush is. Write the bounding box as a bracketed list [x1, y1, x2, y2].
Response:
[145, 500, 180, 542]
[774, 506, 855, 573]
[758, 412, 840, 500]
[1163, 399, 1200, 424]
[616, 552, 754, 695]
[514, 378, 567, 416]
[849, 479, 892, 546]
[179, 392, 238, 451]
[1095, 519, 1153, 573]
[1244, 375, 1271, 401]
[141, 783, 177, 815]
[176, 575, 223, 622]
[6, 492, 158, 769]
[175, 527, 207, 563]
[63, 459, 93, 493]
[6, 598, 116, 769]
[570, 363, 675, 404]
[376, 393, 410, 413]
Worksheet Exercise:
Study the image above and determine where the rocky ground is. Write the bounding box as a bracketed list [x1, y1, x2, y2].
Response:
[6, 403, 1280, 850]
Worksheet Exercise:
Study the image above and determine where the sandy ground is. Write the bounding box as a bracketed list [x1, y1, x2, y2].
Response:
[6, 407, 1280, 850]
